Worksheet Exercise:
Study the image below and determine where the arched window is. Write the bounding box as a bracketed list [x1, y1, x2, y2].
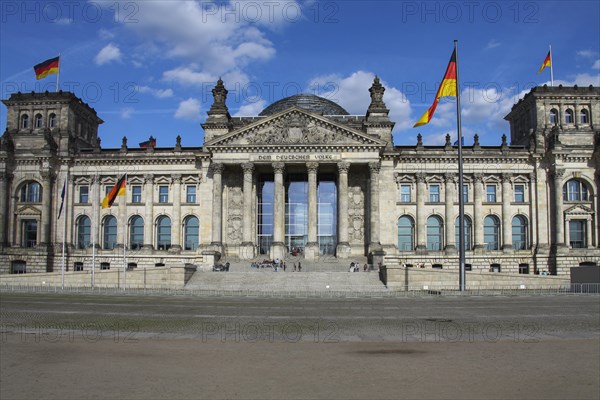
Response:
[103, 215, 117, 250]
[397, 216, 414, 251]
[512, 215, 528, 250]
[34, 113, 43, 128]
[184, 215, 199, 250]
[484, 215, 500, 250]
[156, 216, 171, 250]
[21, 114, 29, 129]
[20, 181, 41, 203]
[580, 109, 589, 124]
[455, 216, 473, 251]
[129, 216, 144, 250]
[549, 109, 558, 125]
[77, 215, 91, 249]
[563, 179, 589, 201]
[49, 113, 57, 128]
[426, 215, 443, 251]
[565, 109, 574, 124]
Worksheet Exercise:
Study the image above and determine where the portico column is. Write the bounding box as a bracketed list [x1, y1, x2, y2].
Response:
[366, 162, 382, 252]
[271, 162, 286, 260]
[0, 173, 9, 248]
[211, 163, 224, 249]
[170, 174, 182, 252]
[501, 173, 513, 250]
[40, 170, 54, 247]
[444, 173, 456, 253]
[142, 174, 154, 250]
[415, 172, 427, 252]
[553, 169, 566, 249]
[304, 162, 319, 261]
[473, 173, 484, 250]
[241, 163, 255, 259]
[336, 162, 351, 258]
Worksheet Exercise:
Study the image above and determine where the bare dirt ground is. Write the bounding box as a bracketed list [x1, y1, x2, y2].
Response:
[1, 293, 599, 400]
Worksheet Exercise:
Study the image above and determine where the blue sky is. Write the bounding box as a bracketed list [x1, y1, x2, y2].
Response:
[1, 0, 599, 148]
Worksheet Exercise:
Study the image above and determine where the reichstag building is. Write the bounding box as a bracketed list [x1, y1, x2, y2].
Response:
[1, 78, 598, 275]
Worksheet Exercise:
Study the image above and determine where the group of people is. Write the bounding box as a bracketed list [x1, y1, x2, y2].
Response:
[349, 262, 369, 272]
[250, 258, 302, 272]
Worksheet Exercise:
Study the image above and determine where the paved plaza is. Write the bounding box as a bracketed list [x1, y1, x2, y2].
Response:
[1, 293, 599, 399]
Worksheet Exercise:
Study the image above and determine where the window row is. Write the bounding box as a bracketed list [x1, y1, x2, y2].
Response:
[76, 184, 197, 204]
[397, 214, 529, 251]
[76, 215, 200, 251]
[398, 183, 527, 203]
[549, 108, 590, 125]
[20, 113, 58, 129]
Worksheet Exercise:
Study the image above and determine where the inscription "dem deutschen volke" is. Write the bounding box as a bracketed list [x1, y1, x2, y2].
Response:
[254, 154, 340, 161]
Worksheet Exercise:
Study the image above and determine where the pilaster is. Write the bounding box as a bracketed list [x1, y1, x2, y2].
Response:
[336, 162, 351, 258]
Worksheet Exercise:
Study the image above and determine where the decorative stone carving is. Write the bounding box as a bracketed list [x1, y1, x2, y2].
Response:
[272, 162, 285, 174]
[501, 173, 512, 183]
[348, 186, 365, 243]
[368, 162, 381, 174]
[444, 173, 456, 183]
[211, 163, 224, 175]
[144, 174, 154, 184]
[247, 114, 341, 145]
[415, 172, 427, 183]
[226, 185, 243, 244]
[241, 162, 254, 174]
[306, 162, 318, 174]
[171, 174, 182, 184]
[337, 162, 350, 173]
[473, 173, 484, 183]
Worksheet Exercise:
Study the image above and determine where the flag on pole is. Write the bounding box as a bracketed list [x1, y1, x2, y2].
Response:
[34, 56, 60, 80]
[413, 49, 458, 127]
[453, 137, 464, 146]
[101, 174, 127, 209]
[57, 179, 66, 219]
[139, 136, 156, 148]
[538, 50, 552, 73]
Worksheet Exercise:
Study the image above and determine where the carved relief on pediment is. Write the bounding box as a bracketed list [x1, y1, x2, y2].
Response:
[246, 114, 344, 145]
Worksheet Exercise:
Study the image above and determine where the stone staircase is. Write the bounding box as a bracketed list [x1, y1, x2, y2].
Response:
[184, 258, 388, 295]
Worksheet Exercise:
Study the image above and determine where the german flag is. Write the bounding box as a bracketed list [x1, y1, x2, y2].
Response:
[538, 51, 551, 73]
[34, 56, 60, 80]
[414, 49, 457, 127]
[101, 174, 126, 209]
[139, 137, 156, 148]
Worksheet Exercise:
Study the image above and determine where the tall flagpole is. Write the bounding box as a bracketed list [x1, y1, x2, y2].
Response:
[91, 173, 97, 288]
[61, 173, 68, 290]
[56, 53, 61, 92]
[549, 45, 554, 87]
[455, 40, 466, 292]
[123, 173, 127, 290]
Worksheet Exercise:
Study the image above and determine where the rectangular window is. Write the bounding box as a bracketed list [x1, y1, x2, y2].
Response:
[519, 264, 530, 274]
[22, 219, 37, 248]
[569, 220, 586, 248]
[105, 185, 113, 196]
[462, 184, 469, 203]
[486, 185, 497, 202]
[186, 185, 197, 203]
[132, 185, 142, 203]
[159, 185, 169, 203]
[514, 184, 525, 203]
[429, 184, 440, 202]
[79, 186, 89, 204]
[400, 185, 411, 203]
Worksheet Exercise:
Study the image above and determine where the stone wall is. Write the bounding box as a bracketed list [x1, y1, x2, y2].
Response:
[385, 265, 570, 291]
[0, 265, 195, 289]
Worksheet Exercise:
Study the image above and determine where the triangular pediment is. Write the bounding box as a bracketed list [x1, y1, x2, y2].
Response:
[17, 205, 42, 216]
[564, 204, 593, 215]
[205, 108, 386, 148]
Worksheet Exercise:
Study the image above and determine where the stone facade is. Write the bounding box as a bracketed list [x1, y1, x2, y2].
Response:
[1, 82, 599, 278]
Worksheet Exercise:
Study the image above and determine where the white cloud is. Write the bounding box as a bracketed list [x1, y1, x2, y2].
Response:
[308, 70, 414, 130]
[234, 99, 267, 116]
[576, 50, 598, 59]
[94, 43, 122, 65]
[175, 98, 201, 120]
[593, 60, 600, 70]
[485, 39, 501, 50]
[120, 107, 134, 119]
[137, 86, 174, 99]
[53, 17, 73, 25]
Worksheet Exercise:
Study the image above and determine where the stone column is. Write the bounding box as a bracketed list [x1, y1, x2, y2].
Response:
[444, 173, 456, 253]
[116, 178, 126, 249]
[241, 163, 255, 259]
[336, 162, 351, 258]
[271, 162, 286, 260]
[66, 174, 75, 248]
[0, 173, 9, 248]
[535, 168, 550, 250]
[170, 174, 182, 252]
[553, 169, 566, 249]
[529, 173, 538, 250]
[415, 172, 427, 252]
[305, 162, 319, 261]
[211, 163, 224, 249]
[92, 175, 101, 249]
[368, 162, 382, 254]
[40, 170, 54, 247]
[501, 173, 513, 250]
[143, 174, 154, 250]
[473, 173, 484, 250]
